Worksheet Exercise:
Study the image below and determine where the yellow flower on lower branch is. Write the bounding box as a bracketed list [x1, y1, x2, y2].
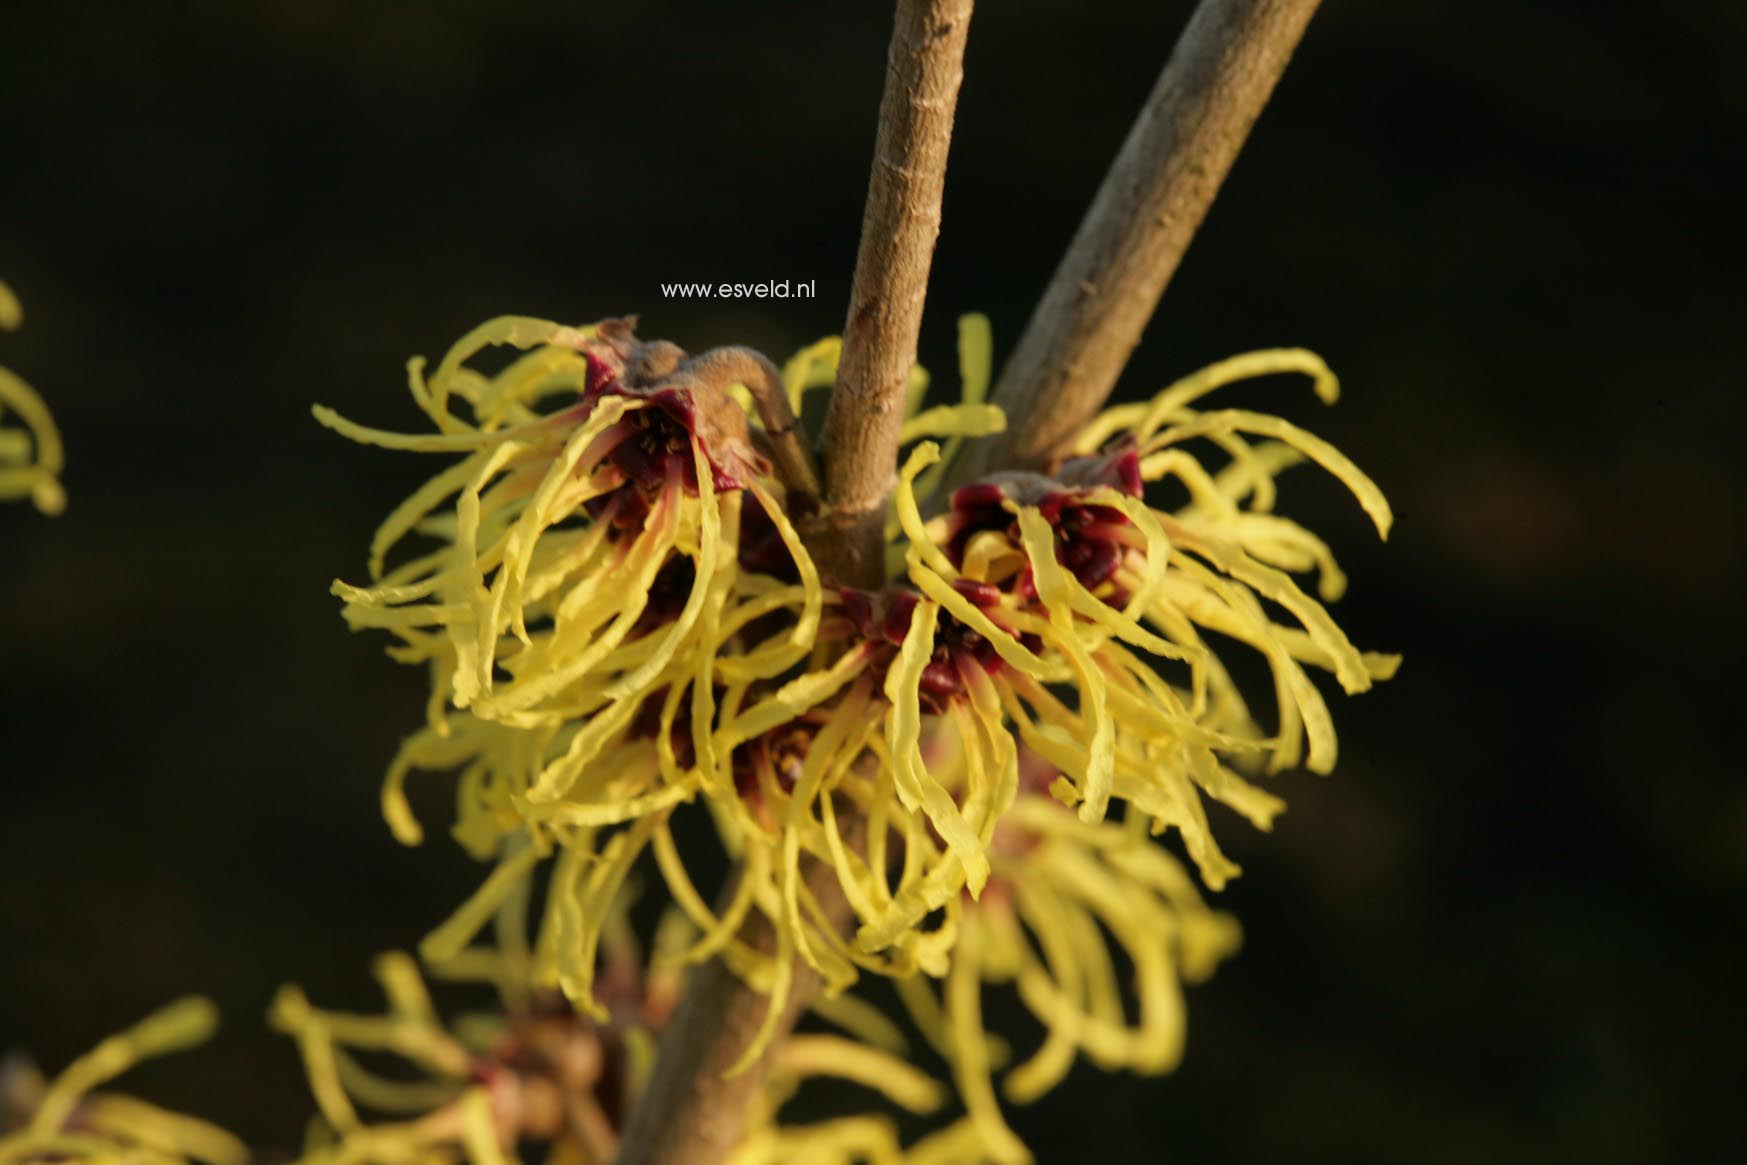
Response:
[274, 891, 948, 1165]
[0, 281, 66, 515]
[896, 771, 1240, 1165]
[0, 997, 247, 1165]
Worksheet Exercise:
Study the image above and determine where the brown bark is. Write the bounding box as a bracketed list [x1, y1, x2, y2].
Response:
[815, 0, 975, 588]
[948, 0, 1320, 487]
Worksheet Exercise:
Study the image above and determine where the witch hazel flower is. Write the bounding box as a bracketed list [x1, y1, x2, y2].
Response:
[322, 317, 997, 1059]
[315, 317, 849, 1032]
[316, 315, 822, 784]
[887, 347, 1398, 890]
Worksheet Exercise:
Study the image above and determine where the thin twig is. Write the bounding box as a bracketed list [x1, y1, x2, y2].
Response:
[947, 0, 1320, 487]
[814, 0, 975, 588]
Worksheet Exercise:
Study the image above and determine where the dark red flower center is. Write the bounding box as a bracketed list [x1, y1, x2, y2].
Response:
[946, 444, 1144, 600]
[837, 583, 1031, 712]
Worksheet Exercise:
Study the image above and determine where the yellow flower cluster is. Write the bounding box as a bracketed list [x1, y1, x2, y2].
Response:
[0, 998, 247, 1165]
[0, 282, 66, 515]
[323, 312, 1394, 1162]
[316, 315, 1002, 1063]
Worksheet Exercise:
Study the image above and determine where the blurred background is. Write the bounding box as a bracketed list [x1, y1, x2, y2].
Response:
[3, 1, 1744, 1161]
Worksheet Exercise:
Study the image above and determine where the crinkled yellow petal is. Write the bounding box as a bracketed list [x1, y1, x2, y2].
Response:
[905, 314, 996, 510]
[1146, 408, 1391, 539]
[556, 816, 660, 1018]
[747, 478, 822, 655]
[269, 989, 358, 1132]
[721, 645, 870, 751]
[1015, 509, 1114, 822]
[1001, 881, 1083, 1104]
[883, 600, 990, 893]
[781, 335, 842, 413]
[783, 680, 873, 989]
[907, 557, 1045, 677]
[897, 402, 1006, 446]
[1073, 347, 1338, 454]
[311, 403, 539, 454]
[426, 315, 593, 433]
[894, 442, 959, 580]
[773, 1035, 945, 1114]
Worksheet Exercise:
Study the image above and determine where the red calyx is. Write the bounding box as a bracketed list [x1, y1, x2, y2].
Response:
[579, 333, 767, 495]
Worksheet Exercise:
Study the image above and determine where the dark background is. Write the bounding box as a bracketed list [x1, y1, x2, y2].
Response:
[4, 1, 1744, 1161]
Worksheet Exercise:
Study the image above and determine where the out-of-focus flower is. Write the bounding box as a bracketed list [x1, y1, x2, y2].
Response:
[894, 752, 1241, 1165]
[272, 948, 640, 1165]
[0, 281, 66, 515]
[273, 897, 670, 1165]
[274, 894, 944, 1165]
[0, 997, 247, 1165]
